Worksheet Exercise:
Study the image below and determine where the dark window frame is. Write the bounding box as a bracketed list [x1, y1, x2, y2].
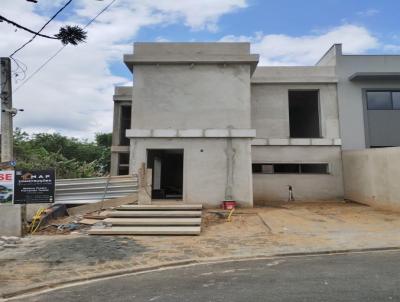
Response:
[252, 163, 330, 175]
[366, 90, 400, 110]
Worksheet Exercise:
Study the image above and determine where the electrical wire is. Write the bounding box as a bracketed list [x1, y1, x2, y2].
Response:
[9, 0, 73, 58]
[12, 0, 118, 94]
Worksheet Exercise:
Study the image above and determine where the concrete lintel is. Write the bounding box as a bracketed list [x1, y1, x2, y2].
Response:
[113, 95, 132, 102]
[204, 129, 229, 137]
[111, 146, 130, 152]
[178, 129, 204, 137]
[230, 129, 256, 138]
[333, 138, 342, 146]
[127, 128, 257, 138]
[311, 139, 334, 146]
[126, 129, 152, 138]
[251, 138, 268, 146]
[290, 138, 311, 145]
[152, 129, 178, 137]
[268, 138, 290, 145]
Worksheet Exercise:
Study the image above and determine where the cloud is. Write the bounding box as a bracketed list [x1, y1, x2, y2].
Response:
[383, 44, 400, 52]
[356, 9, 380, 17]
[221, 24, 379, 65]
[0, 0, 248, 139]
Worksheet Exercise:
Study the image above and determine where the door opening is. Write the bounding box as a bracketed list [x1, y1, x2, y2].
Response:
[147, 149, 184, 200]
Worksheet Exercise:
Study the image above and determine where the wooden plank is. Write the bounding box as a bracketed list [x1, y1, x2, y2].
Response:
[79, 219, 100, 225]
[107, 210, 202, 218]
[104, 218, 201, 226]
[88, 226, 201, 235]
[116, 204, 202, 211]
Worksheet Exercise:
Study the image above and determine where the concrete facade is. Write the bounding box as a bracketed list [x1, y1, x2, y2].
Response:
[110, 42, 400, 206]
[116, 43, 257, 206]
[342, 147, 400, 212]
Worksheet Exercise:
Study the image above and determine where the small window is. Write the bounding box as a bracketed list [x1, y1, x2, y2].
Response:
[367, 91, 392, 109]
[393, 92, 400, 109]
[300, 163, 328, 174]
[119, 153, 129, 165]
[252, 164, 273, 174]
[252, 163, 329, 174]
[118, 166, 129, 176]
[274, 164, 300, 174]
[120, 106, 131, 146]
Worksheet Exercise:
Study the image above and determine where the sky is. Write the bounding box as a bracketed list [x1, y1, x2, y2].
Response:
[0, 0, 400, 139]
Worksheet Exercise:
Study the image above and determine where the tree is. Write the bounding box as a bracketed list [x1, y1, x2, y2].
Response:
[12, 129, 112, 179]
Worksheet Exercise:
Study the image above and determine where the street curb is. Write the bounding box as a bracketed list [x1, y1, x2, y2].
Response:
[2, 246, 400, 300]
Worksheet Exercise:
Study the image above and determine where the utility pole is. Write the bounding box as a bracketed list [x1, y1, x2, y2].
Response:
[0, 57, 13, 162]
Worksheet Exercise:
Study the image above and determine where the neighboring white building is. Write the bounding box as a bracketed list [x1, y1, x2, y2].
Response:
[110, 42, 400, 207]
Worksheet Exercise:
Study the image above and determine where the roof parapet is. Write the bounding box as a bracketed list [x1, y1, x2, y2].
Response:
[124, 42, 259, 74]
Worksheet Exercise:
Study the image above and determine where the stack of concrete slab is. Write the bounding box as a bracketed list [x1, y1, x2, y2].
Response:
[88, 204, 202, 235]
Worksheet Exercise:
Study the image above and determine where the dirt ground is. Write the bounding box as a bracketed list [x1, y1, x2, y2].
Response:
[1, 200, 400, 298]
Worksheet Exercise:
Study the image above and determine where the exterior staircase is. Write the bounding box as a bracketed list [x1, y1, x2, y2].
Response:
[88, 204, 202, 235]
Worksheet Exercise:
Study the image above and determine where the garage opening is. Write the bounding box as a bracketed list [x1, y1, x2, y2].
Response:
[289, 90, 320, 138]
[147, 149, 184, 200]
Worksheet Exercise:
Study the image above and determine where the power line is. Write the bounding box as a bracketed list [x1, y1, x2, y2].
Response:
[9, 0, 73, 58]
[13, 0, 118, 94]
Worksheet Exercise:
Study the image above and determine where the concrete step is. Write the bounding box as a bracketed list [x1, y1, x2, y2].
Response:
[107, 210, 202, 218]
[104, 218, 202, 226]
[88, 226, 201, 235]
[116, 204, 202, 211]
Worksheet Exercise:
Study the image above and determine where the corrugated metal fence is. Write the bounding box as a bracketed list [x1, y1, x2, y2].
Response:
[55, 175, 138, 204]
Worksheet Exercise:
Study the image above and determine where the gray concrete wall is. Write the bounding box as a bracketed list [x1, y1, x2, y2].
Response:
[132, 64, 252, 130]
[0, 204, 25, 237]
[129, 138, 253, 207]
[342, 147, 400, 212]
[251, 83, 339, 139]
[252, 146, 344, 202]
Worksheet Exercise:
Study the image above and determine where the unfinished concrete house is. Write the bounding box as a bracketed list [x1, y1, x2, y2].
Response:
[110, 42, 348, 207]
[112, 43, 400, 206]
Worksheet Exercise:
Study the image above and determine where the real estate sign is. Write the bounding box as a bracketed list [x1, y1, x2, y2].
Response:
[0, 171, 15, 204]
[13, 170, 55, 204]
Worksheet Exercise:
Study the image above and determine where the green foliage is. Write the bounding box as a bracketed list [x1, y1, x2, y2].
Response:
[13, 129, 112, 179]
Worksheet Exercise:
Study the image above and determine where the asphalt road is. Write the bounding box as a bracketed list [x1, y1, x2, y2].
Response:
[12, 251, 400, 302]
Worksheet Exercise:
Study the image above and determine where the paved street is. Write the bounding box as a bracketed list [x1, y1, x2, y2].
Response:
[12, 251, 400, 302]
[2, 202, 400, 298]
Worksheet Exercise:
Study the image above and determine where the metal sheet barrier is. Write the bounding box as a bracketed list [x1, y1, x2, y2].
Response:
[55, 175, 138, 204]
